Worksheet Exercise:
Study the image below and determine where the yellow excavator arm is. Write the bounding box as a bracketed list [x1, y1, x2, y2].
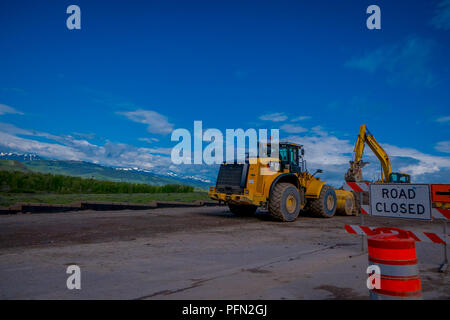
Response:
[345, 124, 410, 183]
[354, 124, 392, 182]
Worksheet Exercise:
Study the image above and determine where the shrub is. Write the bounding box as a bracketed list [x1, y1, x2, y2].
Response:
[0, 170, 194, 194]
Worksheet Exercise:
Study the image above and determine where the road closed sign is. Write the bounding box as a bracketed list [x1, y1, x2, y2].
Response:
[369, 184, 432, 220]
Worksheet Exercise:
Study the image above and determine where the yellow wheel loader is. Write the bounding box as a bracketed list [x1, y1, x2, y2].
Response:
[208, 142, 352, 221]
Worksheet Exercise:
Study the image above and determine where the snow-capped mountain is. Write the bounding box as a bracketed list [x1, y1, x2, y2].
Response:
[0, 152, 42, 161]
[115, 167, 213, 184]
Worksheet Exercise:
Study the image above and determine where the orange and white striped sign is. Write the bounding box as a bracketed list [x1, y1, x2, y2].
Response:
[361, 204, 370, 215]
[344, 224, 449, 245]
[432, 207, 450, 220]
[344, 182, 369, 215]
[430, 184, 450, 203]
[343, 181, 370, 192]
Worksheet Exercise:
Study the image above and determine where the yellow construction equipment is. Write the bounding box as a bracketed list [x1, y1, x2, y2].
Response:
[209, 142, 353, 221]
[335, 189, 355, 215]
[345, 124, 411, 184]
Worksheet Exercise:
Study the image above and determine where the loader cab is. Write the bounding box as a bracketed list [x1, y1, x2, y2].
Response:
[266, 142, 305, 173]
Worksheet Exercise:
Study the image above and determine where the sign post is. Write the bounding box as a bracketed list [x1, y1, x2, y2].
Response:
[442, 221, 448, 273]
[360, 194, 365, 253]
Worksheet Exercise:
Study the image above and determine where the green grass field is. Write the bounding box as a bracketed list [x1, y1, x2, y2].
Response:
[0, 192, 210, 207]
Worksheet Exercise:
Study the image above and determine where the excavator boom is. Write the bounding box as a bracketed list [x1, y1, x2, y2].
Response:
[345, 124, 410, 183]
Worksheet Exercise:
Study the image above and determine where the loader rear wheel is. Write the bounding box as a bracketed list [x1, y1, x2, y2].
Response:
[269, 183, 301, 222]
[308, 185, 337, 218]
[228, 204, 257, 216]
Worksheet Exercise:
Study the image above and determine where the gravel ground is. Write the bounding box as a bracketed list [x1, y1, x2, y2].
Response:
[0, 206, 448, 299]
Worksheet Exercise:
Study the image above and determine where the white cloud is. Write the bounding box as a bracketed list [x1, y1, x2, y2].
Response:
[310, 126, 328, 137]
[0, 104, 23, 116]
[0, 131, 85, 160]
[436, 116, 450, 123]
[0, 121, 58, 139]
[383, 144, 450, 176]
[0, 122, 99, 156]
[286, 134, 352, 166]
[435, 141, 450, 153]
[290, 116, 311, 122]
[138, 137, 159, 144]
[280, 124, 307, 133]
[118, 109, 173, 135]
[0, 123, 173, 171]
[259, 112, 287, 122]
[397, 163, 440, 176]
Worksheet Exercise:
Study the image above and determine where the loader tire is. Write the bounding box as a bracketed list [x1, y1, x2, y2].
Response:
[308, 185, 337, 218]
[268, 183, 301, 222]
[228, 204, 257, 216]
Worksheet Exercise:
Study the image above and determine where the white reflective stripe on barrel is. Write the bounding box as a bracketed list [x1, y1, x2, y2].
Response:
[368, 262, 419, 277]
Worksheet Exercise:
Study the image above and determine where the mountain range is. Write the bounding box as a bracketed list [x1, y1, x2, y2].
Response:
[0, 153, 211, 189]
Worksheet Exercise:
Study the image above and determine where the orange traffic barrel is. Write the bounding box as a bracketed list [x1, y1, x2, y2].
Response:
[368, 227, 422, 300]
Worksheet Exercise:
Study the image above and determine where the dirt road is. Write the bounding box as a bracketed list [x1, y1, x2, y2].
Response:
[0, 207, 448, 299]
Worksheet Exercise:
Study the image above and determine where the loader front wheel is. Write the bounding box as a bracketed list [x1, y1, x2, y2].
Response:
[308, 185, 337, 218]
[228, 204, 257, 216]
[269, 183, 301, 222]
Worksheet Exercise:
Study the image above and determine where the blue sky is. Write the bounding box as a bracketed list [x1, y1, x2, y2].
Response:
[0, 0, 449, 185]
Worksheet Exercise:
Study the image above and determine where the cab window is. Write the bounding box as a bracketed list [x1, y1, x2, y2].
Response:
[279, 148, 288, 163]
[288, 148, 298, 165]
[390, 173, 398, 182]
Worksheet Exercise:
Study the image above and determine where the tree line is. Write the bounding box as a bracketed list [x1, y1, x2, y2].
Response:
[0, 170, 194, 194]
